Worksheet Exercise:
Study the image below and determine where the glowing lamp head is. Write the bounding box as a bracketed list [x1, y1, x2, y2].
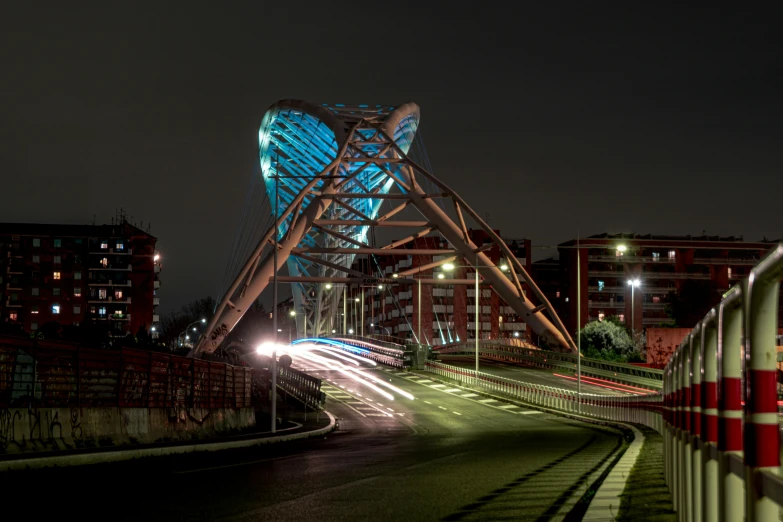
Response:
[151, 326, 156, 332]
[256, 342, 275, 355]
[200, 318, 206, 323]
[513, 331, 520, 337]
[185, 335, 190, 340]
[378, 284, 383, 289]
[348, 328, 354, 334]
[325, 283, 332, 289]
[192, 327, 197, 332]
[500, 263, 509, 272]
[443, 263, 455, 271]
[153, 254, 160, 261]
[289, 310, 296, 317]
[331, 329, 336, 333]
[617, 244, 627, 252]
[392, 273, 399, 279]
[437, 273, 445, 279]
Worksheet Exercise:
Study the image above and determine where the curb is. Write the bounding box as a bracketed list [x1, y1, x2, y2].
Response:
[0, 411, 337, 472]
[582, 424, 644, 521]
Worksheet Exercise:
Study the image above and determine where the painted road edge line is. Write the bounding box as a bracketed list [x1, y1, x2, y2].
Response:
[0, 412, 338, 472]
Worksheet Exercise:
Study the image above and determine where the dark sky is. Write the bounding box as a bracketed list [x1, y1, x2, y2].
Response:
[2, 3, 781, 314]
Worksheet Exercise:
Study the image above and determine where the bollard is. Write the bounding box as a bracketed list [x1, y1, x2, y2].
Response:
[689, 328, 703, 522]
[700, 312, 719, 522]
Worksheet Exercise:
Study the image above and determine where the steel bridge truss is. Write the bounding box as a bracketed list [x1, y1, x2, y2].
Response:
[193, 100, 575, 356]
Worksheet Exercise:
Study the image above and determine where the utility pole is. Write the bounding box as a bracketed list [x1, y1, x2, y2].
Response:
[271, 170, 279, 434]
[361, 290, 364, 337]
[577, 233, 581, 413]
[343, 286, 347, 334]
[475, 254, 480, 372]
[417, 277, 422, 344]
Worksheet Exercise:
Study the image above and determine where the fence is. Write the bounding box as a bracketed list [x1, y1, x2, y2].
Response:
[426, 242, 783, 522]
[0, 336, 252, 409]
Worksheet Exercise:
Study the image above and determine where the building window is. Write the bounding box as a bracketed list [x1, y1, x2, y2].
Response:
[98, 307, 107, 317]
[100, 241, 108, 249]
[618, 314, 625, 323]
[116, 242, 124, 250]
[74, 271, 82, 280]
[74, 287, 82, 297]
[54, 239, 61, 248]
[53, 271, 61, 280]
[115, 310, 123, 317]
[75, 238, 82, 245]
[668, 250, 676, 259]
[565, 297, 569, 302]
[53, 288, 60, 296]
[100, 258, 108, 268]
[728, 267, 732, 278]
[32, 287, 39, 296]
[115, 289, 123, 299]
[31, 322, 38, 331]
[653, 296, 661, 303]
[52, 304, 60, 314]
[9, 312, 18, 321]
[556, 291, 560, 298]
[73, 305, 81, 314]
[598, 312, 605, 321]
[598, 280, 605, 291]
[652, 252, 660, 261]
[32, 255, 40, 263]
[98, 288, 107, 299]
[74, 255, 82, 264]
[54, 255, 61, 264]
[32, 238, 40, 247]
[31, 306, 39, 314]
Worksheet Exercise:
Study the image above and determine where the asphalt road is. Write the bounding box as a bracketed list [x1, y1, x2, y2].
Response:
[440, 355, 633, 396]
[0, 367, 622, 521]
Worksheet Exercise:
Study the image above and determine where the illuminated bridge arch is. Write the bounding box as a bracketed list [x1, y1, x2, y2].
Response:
[193, 100, 575, 355]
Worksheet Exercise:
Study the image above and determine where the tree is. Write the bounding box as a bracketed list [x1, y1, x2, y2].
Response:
[158, 296, 217, 349]
[579, 317, 637, 363]
[665, 280, 721, 328]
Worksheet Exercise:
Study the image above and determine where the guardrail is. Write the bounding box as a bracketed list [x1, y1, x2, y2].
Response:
[0, 336, 252, 409]
[435, 342, 663, 390]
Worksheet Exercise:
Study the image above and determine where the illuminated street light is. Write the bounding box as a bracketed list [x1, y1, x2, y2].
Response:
[277, 328, 282, 332]
[332, 329, 336, 333]
[370, 323, 374, 327]
[289, 310, 296, 317]
[500, 263, 509, 272]
[437, 273, 445, 279]
[185, 335, 190, 340]
[325, 283, 332, 289]
[355, 297, 360, 302]
[200, 318, 206, 323]
[192, 327, 197, 332]
[617, 244, 627, 252]
[443, 262, 455, 271]
[154, 254, 160, 261]
[627, 279, 641, 335]
[513, 331, 519, 338]
[349, 328, 354, 334]
[392, 273, 399, 278]
[378, 284, 384, 289]
[151, 326, 156, 332]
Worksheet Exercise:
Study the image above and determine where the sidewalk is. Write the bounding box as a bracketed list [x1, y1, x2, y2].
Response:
[0, 410, 335, 472]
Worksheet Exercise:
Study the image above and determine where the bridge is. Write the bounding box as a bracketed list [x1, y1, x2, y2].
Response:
[1, 100, 781, 521]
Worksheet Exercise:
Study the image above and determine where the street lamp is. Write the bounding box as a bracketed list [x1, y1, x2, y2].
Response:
[444, 260, 483, 372]
[178, 318, 207, 347]
[325, 283, 332, 290]
[627, 279, 641, 334]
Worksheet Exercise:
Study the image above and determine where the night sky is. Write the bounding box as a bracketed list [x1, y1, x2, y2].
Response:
[2, 3, 781, 314]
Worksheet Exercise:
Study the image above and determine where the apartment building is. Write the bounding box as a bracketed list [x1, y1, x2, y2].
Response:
[349, 230, 531, 345]
[0, 221, 161, 336]
[552, 233, 779, 335]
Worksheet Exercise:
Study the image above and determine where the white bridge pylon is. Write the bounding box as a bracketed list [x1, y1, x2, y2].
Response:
[192, 100, 576, 356]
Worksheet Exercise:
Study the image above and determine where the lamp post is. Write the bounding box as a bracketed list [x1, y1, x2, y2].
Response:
[627, 278, 641, 335]
[443, 258, 509, 373]
[178, 318, 206, 348]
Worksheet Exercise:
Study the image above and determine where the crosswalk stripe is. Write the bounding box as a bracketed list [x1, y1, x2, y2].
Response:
[414, 379, 432, 384]
[430, 384, 446, 388]
[497, 404, 519, 409]
[444, 388, 462, 393]
[478, 398, 497, 403]
[460, 393, 478, 398]
[519, 410, 543, 415]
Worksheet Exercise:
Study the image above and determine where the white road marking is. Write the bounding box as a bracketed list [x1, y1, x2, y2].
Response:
[453, 412, 462, 416]
[430, 384, 446, 389]
[444, 388, 462, 393]
[498, 404, 519, 409]
[519, 410, 543, 415]
[460, 393, 478, 398]
[478, 398, 498, 403]
[424, 401, 432, 405]
[438, 406, 447, 410]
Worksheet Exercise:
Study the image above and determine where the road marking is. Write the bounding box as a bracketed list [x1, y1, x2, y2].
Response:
[438, 406, 447, 410]
[424, 401, 432, 405]
[478, 398, 498, 403]
[347, 401, 364, 405]
[498, 404, 519, 409]
[387, 408, 394, 412]
[366, 413, 386, 417]
[519, 410, 543, 415]
[453, 412, 462, 416]
[460, 393, 478, 398]
[444, 388, 462, 393]
[430, 384, 446, 389]
[415, 379, 433, 384]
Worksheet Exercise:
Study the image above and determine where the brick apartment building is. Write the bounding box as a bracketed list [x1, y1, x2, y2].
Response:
[538, 233, 780, 337]
[349, 230, 531, 345]
[0, 221, 161, 337]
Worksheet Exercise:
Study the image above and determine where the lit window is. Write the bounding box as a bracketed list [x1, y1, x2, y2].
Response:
[668, 250, 676, 259]
[100, 241, 108, 249]
[98, 307, 107, 317]
[653, 296, 661, 303]
[73, 305, 81, 314]
[53, 239, 61, 248]
[74, 271, 82, 280]
[618, 314, 625, 323]
[52, 304, 60, 314]
[652, 252, 660, 261]
[53, 271, 60, 280]
[115, 290, 123, 299]
[728, 267, 732, 278]
[32, 238, 40, 247]
[54, 255, 61, 264]
[31, 322, 38, 331]
[565, 297, 569, 302]
[32, 287, 39, 296]
[9, 312, 18, 321]
[31, 306, 39, 314]
[598, 312, 605, 321]
[32, 255, 40, 263]
[53, 288, 60, 296]
[98, 288, 107, 299]
[598, 280, 605, 291]
[100, 258, 108, 268]
[74, 287, 81, 297]
[90, 306, 95, 314]
[115, 310, 123, 317]
[116, 242, 124, 250]
[556, 291, 560, 298]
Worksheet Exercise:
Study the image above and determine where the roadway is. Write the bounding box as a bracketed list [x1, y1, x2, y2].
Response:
[439, 355, 646, 396]
[0, 364, 623, 521]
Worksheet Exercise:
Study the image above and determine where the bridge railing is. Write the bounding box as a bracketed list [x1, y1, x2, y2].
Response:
[426, 242, 783, 522]
[435, 342, 663, 390]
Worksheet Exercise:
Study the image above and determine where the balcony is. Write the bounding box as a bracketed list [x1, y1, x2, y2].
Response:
[588, 255, 675, 264]
[89, 264, 132, 271]
[88, 279, 132, 287]
[87, 297, 131, 304]
[5, 282, 22, 291]
[89, 248, 132, 255]
[643, 272, 710, 280]
[693, 257, 759, 265]
[5, 300, 22, 308]
[154, 280, 160, 290]
[643, 302, 668, 310]
[153, 297, 160, 306]
[153, 314, 160, 323]
[587, 301, 625, 309]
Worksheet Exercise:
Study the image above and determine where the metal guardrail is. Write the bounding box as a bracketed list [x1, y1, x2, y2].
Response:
[435, 342, 663, 390]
